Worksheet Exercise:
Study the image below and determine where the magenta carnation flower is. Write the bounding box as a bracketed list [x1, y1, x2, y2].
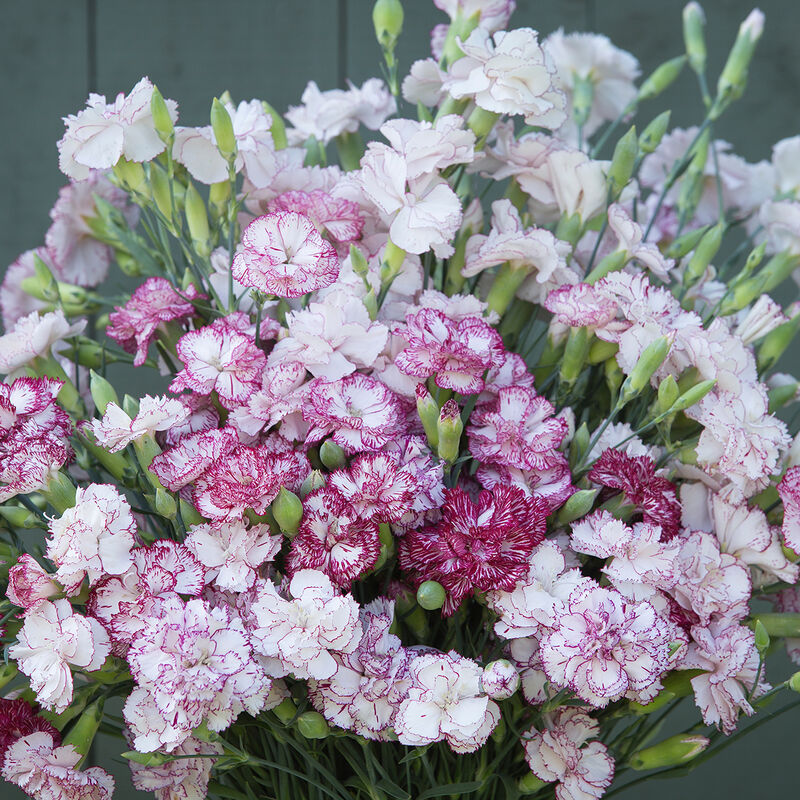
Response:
[232, 211, 339, 297]
[399, 485, 548, 615]
[269, 189, 365, 246]
[0, 700, 61, 767]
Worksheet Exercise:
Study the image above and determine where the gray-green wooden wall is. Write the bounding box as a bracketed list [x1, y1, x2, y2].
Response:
[2, 1, 800, 798]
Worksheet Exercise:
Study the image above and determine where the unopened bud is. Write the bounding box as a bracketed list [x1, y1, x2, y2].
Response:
[122, 751, 172, 767]
[750, 613, 800, 638]
[0, 505, 42, 529]
[768, 380, 799, 412]
[637, 55, 687, 102]
[154, 487, 177, 520]
[319, 440, 347, 471]
[608, 126, 639, 196]
[683, 222, 724, 287]
[372, 0, 404, 50]
[666, 226, 709, 259]
[662, 668, 708, 697]
[211, 98, 237, 160]
[272, 487, 303, 535]
[273, 698, 297, 724]
[557, 489, 599, 525]
[300, 470, 326, 499]
[682, 2, 707, 75]
[569, 421, 591, 466]
[89, 370, 119, 415]
[349, 244, 370, 280]
[559, 327, 591, 386]
[587, 338, 619, 365]
[670, 379, 716, 412]
[620, 335, 672, 403]
[261, 100, 287, 150]
[639, 110, 671, 154]
[713, 9, 765, 117]
[789, 671, 800, 693]
[554, 212, 582, 247]
[630, 734, 709, 771]
[482, 660, 520, 700]
[657, 375, 680, 413]
[150, 86, 174, 141]
[585, 249, 628, 284]
[417, 580, 446, 610]
[184, 182, 211, 257]
[44, 471, 77, 515]
[148, 164, 174, 223]
[32, 254, 60, 302]
[754, 619, 770, 653]
[629, 688, 676, 714]
[296, 711, 329, 739]
[437, 399, 463, 463]
[518, 773, 549, 794]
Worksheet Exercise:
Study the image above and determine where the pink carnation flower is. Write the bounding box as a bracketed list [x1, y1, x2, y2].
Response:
[9, 599, 111, 711]
[778, 466, 800, 554]
[88, 395, 190, 452]
[394, 308, 504, 394]
[523, 709, 614, 800]
[46, 483, 137, 595]
[231, 211, 339, 298]
[149, 427, 239, 492]
[288, 487, 381, 589]
[399, 485, 548, 615]
[2, 732, 114, 800]
[303, 374, 407, 454]
[0, 700, 61, 768]
[0, 310, 85, 376]
[475, 459, 574, 513]
[249, 569, 362, 680]
[6, 555, 59, 609]
[106, 277, 203, 367]
[395, 651, 500, 753]
[0, 440, 72, 504]
[539, 585, 674, 707]
[270, 189, 365, 246]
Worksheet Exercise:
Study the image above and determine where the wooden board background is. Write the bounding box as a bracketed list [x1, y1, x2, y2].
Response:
[1, 1, 799, 797]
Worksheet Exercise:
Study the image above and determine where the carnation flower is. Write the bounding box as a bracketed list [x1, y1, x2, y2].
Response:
[0, 700, 61, 768]
[174, 99, 276, 186]
[0, 249, 51, 329]
[402, 58, 447, 107]
[231, 211, 340, 297]
[395, 651, 500, 753]
[0, 440, 73, 504]
[248, 569, 362, 680]
[399, 485, 548, 615]
[269, 189, 365, 246]
[185, 519, 281, 592]
[286, 79, 396, 145]
[468, 386, 569, 471]
[394, 308, 504, 393]
[481, 659, 520, 700]
[125, 597, 270, 751]
[588, 449, 682, 540]
[444, 28, 566, 128]
[170, 316, 266, 409]
[523, 709, 614, 800]
[6, 555, 59, 610]
[303, 374, 407, 454]
[433, 0, 516, 30]
[9, 599, 111, 711]
[539, 585, 674, 706]
[476, 459, 574, 512]
[288, 487, 381, 589]
[606, 203, 674, 280]
[58, 77, 177, 179]
[779, 466, 800, 554]
[2, 732, 114, 800]
[0, 310, 85, 375]
[88, 395, 190, 452]
[46, 483, 137, 594]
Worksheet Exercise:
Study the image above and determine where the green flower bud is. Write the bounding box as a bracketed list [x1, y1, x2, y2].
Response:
[0, 505, 42, 529]
[518, 773, 549, 794]
[436, 400, 463, 464]
[89, 370, 119, 415]
[148, 163, 174, 224]
[319, 440, 347, 471]
[63, 698, 105, 761]
[557, 489, 599, 525]
[769, 381, 799, 413]
[754, 619, 770, 654]
[122, 751, 172, 767]
[683, 222, 724, 288]
[184, 182, 211, 257]
[682, 2, 707, 75]
[757, 252, 800, 295]
[789, 671, 800, 693]
[559, 327, 591, 387]
[150, 86, 174, 141]
[670, 379, 716, 412]
[750, 613, 800, 638]
[587, 338, 619, 365]
[713, 9, 764, 118]
[296, 711, 329, 739]
[629, 687, 676, 714]
[300, 470, 326, 499]
[554, 212, 583, 247]
[273, 698, 297, 724]
[637, 55, 687, 102]
[619, 335, 672, 404]
[666, 226, 709, 259]
[261, 100, 287, 150]
[630, 734, 709, 771]
[607, 126, 638, 197]
[661, 668, 707, 697]
[571, 75, 594, 129]
[373, 0, 404, 50]
[657, 375, 680, 413]
[272, 487, 304, 535]
[638, 110, 671, 154]
[585, 249, 628, 284]
[208, 180, 231, 219]
[32, 253, 60, 302]
[154, 488, 178, 520]
[211, 98, 237, 160]
[349, 244, 370, 280]
[133, 434, 162, 476]
[43, 471, 77, 514]
[417, 580, 446, 611]
[605, 357, 624, 395]
[486, 262, 530, 315]
[113, 158, 147, 194]
[467, 106, 500, 141]
[569, 421, 591, 466]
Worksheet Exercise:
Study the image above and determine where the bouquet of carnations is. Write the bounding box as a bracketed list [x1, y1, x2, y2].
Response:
[2, 1, 800, 798]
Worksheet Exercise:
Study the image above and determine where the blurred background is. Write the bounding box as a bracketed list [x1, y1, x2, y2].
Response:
[1, 1, 799, 798]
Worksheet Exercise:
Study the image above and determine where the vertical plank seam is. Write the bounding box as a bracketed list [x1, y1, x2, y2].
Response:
[338, 0, 348, 88]
[86, 0, 97, 93]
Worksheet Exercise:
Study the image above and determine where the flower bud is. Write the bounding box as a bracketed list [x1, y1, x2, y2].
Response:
[630, 734, 709, 771]
[661, 668, 708, 697]
[605, 357, 624, 395]
[557, 489, 599, 525]
[32, 253, 60, 302]
[518, 773, 548, 794]
[0, 505, 42, 529]
[587, 338, 619, 365]
[372, 0, 404, 50]
[261, 100, 287, 150]
[154, 487, 178, 520]
[44, 471, 77, 515]
[89, 370, 119, 415]
[113, 158, 147, 194]
[553, 212, 582, 247]
[768, 380, 799, 412]
[559, 327, 590, 386]
[122, 751, 172, 767]
[209, 180, 231, 219]
[638, 110, 671, 154]
[619, 335, 673, 404]
[585, 249, 628, 284]
[437, 399, 463, 464]
[273, 698, 297, 724]
[754, 619, 770, 654]
[683, 222, 724, 288]
[296, 711, 329, 739]
[682, 2, 707, 75]
[300, 470, 326, 499]
[568, 421, 591, 466]
[417, 580, 446, 610]
[349, 243, 370, 280]
[665, 225, 709, 259]
[629, 687, 676, 714]
[789, 671, 800, 693]
[272, 487, 304, 535]
[482, 660, 520, 700]
[184, 182, 211, 257]
[150, 86, 174, 141]
[571, 75, 594, 129]
[63, 698, 105, 761]
[211, 98, 237, 160]
[750, 613, 800, 638]
[671, 378, 716, 413]
[607, 126, 639, 196]
[657, 375, 680, 413]
[713, 9, 765, 117]
[319, 440, 347, 471]
[637, 55, 687, 102]
[336, 131, 365, 172]
[148, 163, 174, 224]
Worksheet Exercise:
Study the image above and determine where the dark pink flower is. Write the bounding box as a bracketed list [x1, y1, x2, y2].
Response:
[232, 211, 339, 297]
[588, 448, 681, 540]
[0, 700, 61, 767]
[398, 485, 548, 615]
[107, 277, 203, 366]
[150, 427, 239, 491]
[394, 308, 505, 394]
[777, 466, 800, 554]
[269, 190, 365, 246]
